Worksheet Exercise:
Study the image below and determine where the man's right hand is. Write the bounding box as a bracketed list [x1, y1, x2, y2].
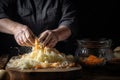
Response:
[0, 18, 35, 47]
[13, 25, 35, 47]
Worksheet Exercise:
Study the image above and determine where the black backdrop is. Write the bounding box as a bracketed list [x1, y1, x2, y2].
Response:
[75, 0, 119, 38]
[0, 0, 119, 53]
[74, 0, 119, 48]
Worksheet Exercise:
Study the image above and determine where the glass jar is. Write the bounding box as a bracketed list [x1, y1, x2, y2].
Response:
[75, 38, 113, 66]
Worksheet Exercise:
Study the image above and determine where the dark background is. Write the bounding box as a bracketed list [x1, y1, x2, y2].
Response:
[74, 0, 119, 48]
[0, 0, 119, 53]
[75, 0, 119, 38]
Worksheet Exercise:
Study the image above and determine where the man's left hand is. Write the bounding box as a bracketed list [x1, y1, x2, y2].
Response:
[38, 30, 58, 48]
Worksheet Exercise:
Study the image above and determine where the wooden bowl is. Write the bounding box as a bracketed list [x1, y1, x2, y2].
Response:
[6, 66, 81, 80]
[0, 69, 9, 80]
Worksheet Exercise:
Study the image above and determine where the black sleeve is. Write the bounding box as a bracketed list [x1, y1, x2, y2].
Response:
[59, 0, 78, 38]
[0, 0, 9, 19]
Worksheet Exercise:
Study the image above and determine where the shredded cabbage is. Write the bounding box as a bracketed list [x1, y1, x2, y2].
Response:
[7, 39, 75, 70]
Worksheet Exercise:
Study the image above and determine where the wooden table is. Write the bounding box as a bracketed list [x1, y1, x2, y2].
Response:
[1, 54, 120, 80]
[76, 62, 120, 80]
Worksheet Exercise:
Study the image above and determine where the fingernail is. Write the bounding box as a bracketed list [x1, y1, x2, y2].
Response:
[40, 40, 43, 43]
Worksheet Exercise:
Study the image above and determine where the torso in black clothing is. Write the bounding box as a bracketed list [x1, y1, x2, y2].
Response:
[4, 0, 63, 35]
[0, 0, 78, 55]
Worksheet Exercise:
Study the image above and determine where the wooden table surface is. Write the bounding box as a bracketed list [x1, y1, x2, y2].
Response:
[76, 62, 120, 80]
[1, 54, 120, 80]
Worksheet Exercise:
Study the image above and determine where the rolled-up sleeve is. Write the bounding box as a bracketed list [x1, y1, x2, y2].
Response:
[59, 0, 78, 37]
[0, 0, 9, 19]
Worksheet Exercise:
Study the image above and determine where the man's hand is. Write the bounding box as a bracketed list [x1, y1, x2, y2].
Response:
[0, 18, 35, 47]
[38, 30, 58, 48]
[38, 25, 71, 48]
[14, 25, 35, 47]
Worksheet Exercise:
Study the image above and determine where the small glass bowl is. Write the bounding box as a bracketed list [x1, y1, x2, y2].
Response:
[75, 38, 113, 67]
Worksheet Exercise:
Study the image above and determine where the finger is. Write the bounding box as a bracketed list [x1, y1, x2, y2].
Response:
[42, 32, 53, 46]
[17, 31, 31, 46]
[28, 30, 35, 45]
[15, 36, 21, 46]
[16, 35, 25, 46]
[24, 31, 34, 46]
[47, 38, 57, 48]
[39, 31, 48, 43]
[20, 32, 30, 46]
[24, 27, 35, 46]
[14, 31, 25, 46]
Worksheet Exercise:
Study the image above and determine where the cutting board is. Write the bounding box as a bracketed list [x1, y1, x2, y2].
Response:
[6, 66, 81, 80]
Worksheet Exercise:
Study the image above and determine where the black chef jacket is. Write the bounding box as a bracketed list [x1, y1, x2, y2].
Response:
[0, 0, 78, 55]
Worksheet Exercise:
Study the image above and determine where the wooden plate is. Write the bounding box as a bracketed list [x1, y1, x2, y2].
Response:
[6, 66, 81, 72]
[6, 66, 81, 80]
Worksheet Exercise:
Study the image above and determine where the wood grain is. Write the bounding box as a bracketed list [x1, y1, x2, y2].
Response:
[6, 66, 81, 80]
